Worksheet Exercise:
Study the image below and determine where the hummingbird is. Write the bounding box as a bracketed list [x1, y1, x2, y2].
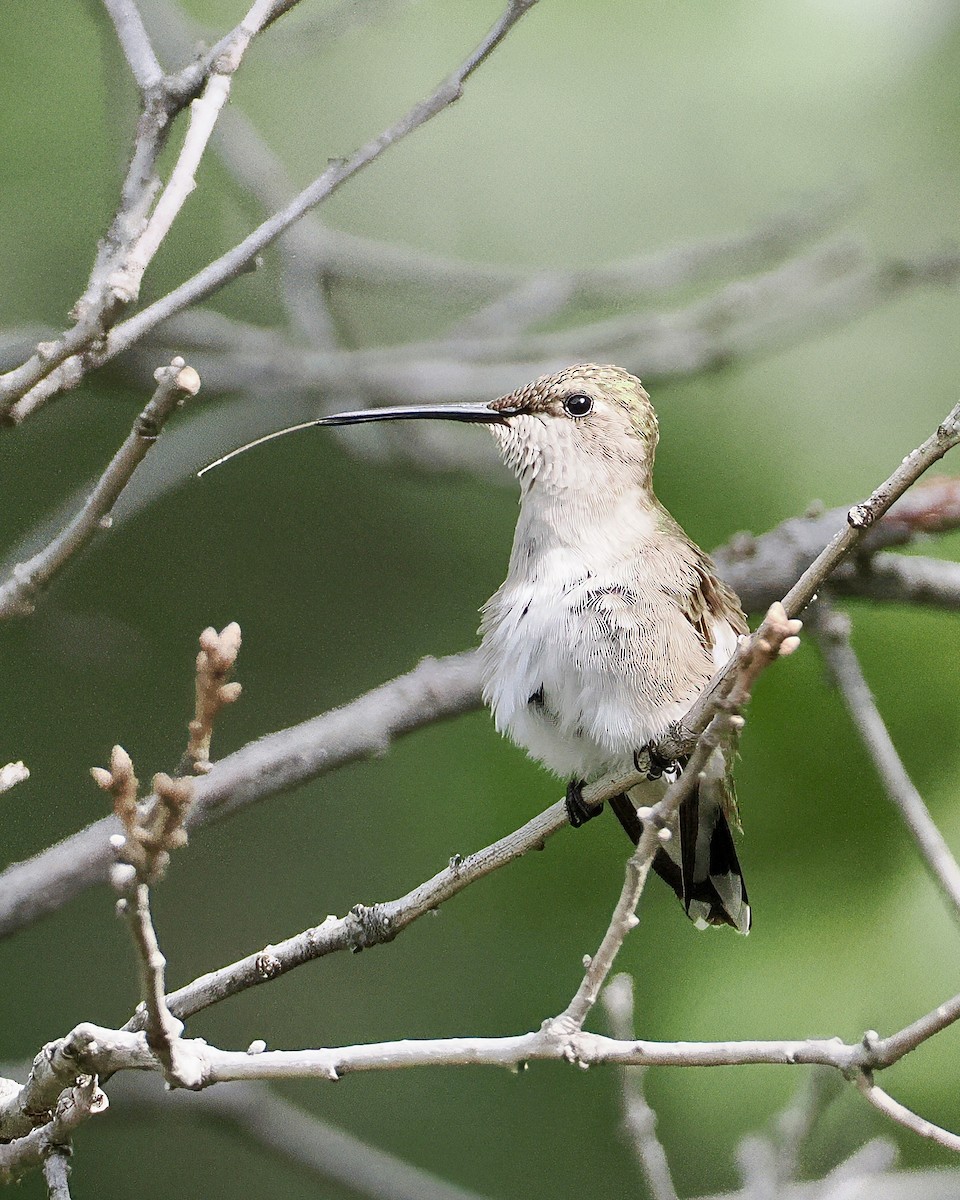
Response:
[202, 364, 750, 932]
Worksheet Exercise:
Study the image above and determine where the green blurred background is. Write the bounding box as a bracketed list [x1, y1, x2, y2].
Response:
[2, 0, 960, 1195]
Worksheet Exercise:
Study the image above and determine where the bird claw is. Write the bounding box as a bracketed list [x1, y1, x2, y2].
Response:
[565, 779, 603, 827]
[635, 743, 684, 782]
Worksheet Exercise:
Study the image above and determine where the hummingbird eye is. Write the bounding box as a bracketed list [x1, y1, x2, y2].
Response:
[562, 394, 593, 418]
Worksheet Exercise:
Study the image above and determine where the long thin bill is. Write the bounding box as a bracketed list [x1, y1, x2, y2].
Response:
[198, 403, 512, 476]
[316, 403, 510, 426]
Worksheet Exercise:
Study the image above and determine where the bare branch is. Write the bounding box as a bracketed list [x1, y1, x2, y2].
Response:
[813, 602, 960, 920]
[2, 0, 540, 425]
[556, 843, 656, 1033]
[140, 792, 566, 1026]
[0, 1078, 107, 1182]
[110, 0, 284, 307]
[16, 984, 960, 1092]
[0, 358, 199, 619]
[41, 1145, 73, 1200]
[102, 0, 164, 92]
[830, 551, 960, 610]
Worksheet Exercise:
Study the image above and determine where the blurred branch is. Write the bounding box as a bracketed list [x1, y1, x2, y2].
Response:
[813, 602, 960, 919]
[831, 551, 960, 609]
[110, 1075, 494, 1200]
[209, 96, 855, 301]
[136, 244, 960, 411]
[0, 359, 199, 620]
[602, 975, 679, 1200]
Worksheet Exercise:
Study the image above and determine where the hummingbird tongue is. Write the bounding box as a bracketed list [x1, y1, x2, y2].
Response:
[198, 403, 514, 475]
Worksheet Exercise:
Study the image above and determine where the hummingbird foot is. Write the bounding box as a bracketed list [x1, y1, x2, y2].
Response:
[635, 744, 686, 782]
[565, 779, 603, 827]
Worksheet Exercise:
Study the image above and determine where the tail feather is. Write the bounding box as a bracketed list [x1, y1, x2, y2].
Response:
[611, 767, 750, 934]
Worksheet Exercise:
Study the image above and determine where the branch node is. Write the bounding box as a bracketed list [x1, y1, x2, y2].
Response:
[254, 951, 283, 981]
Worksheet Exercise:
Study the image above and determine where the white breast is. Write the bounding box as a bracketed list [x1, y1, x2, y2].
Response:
[478, 494, 738, 782]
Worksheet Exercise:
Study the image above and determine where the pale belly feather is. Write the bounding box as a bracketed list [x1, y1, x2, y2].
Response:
[479, 555, 738, 782]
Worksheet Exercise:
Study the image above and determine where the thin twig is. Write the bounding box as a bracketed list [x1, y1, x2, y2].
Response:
[856, 1076, 960, 1155]
[90, 744, 197, 1082]
[110, 0, 281, 305]
[813, 602, 960, 920]
[0, 358, 199, 619]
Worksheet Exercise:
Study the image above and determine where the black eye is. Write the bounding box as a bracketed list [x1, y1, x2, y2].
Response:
[562, 394, 593, 418]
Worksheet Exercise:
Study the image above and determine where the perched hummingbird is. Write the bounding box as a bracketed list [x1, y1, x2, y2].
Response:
[204, 364, 750, 932]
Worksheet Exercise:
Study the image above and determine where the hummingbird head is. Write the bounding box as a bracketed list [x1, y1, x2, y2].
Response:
[485, 364, 659, 495]
[198, 363, 658, 495]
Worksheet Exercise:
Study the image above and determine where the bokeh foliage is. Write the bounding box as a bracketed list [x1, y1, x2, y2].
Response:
[2, 1, 960, 1196]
